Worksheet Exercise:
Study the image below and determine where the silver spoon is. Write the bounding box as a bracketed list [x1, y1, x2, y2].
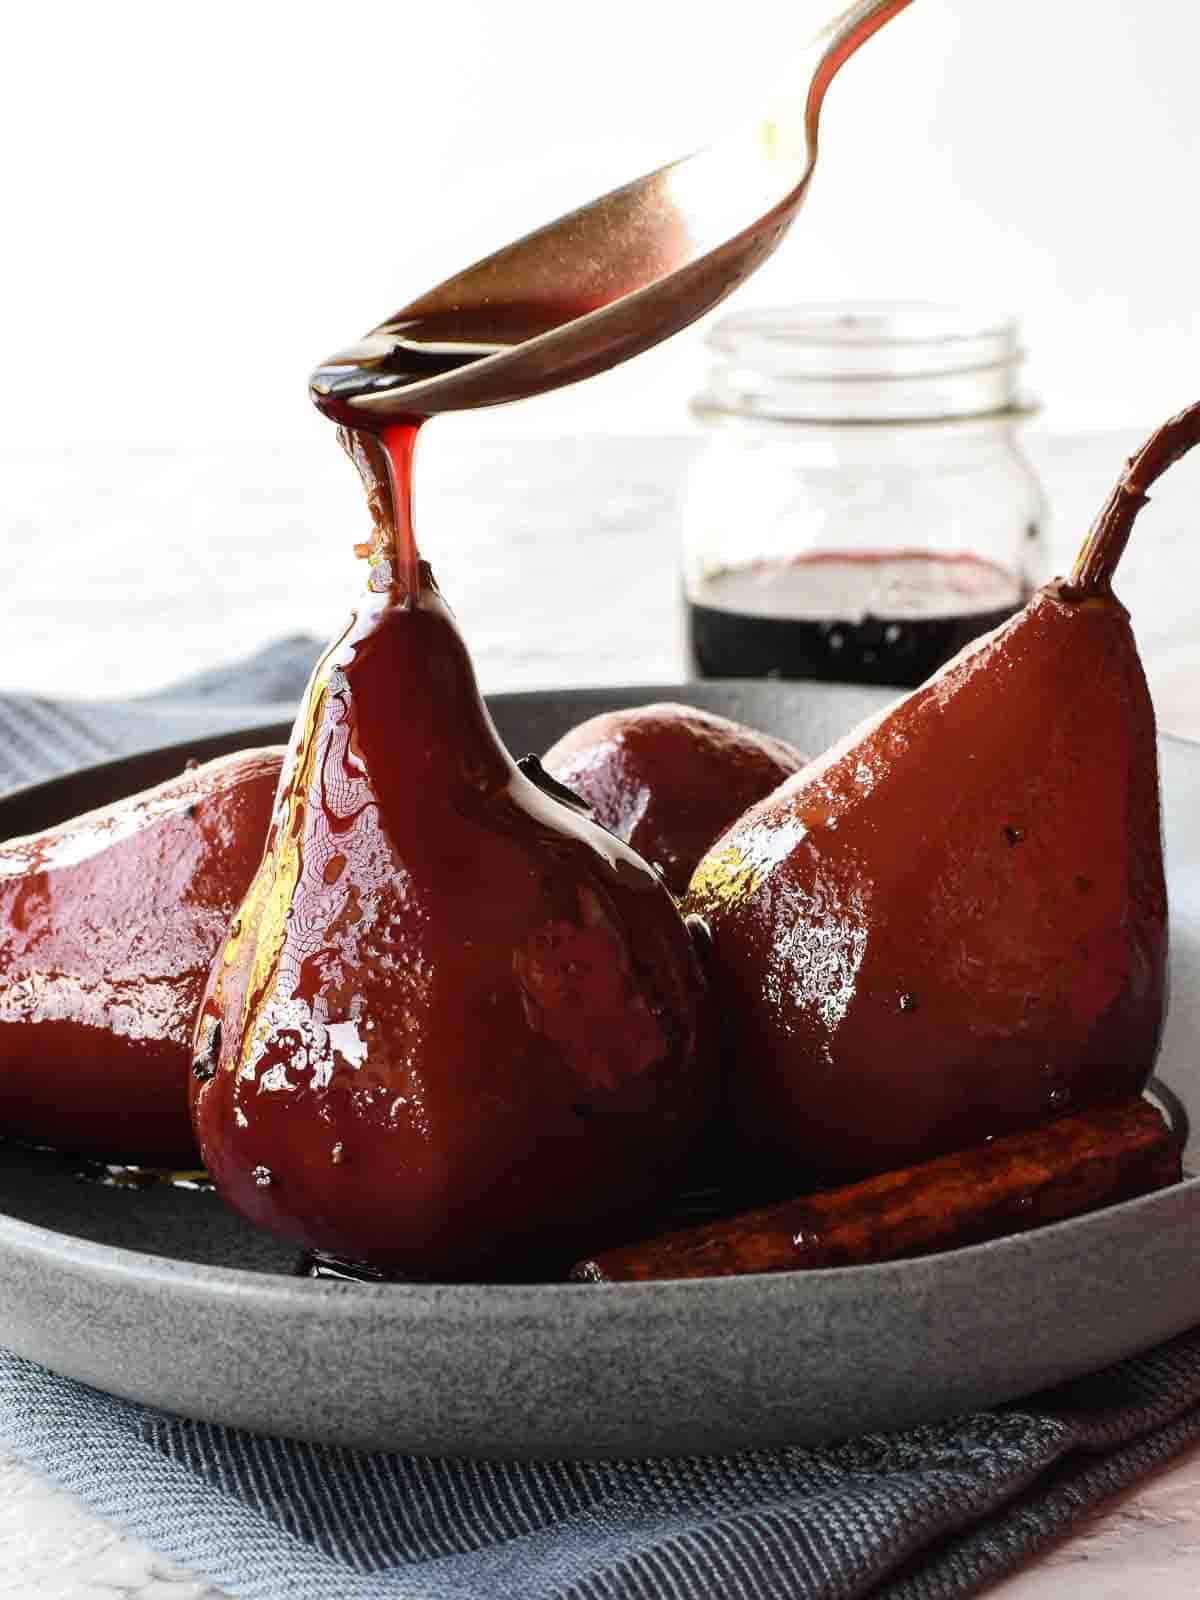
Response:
[311, 0, 916, 423]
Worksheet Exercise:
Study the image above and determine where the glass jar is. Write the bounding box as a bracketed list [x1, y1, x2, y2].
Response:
[682, 304, 1046, 688]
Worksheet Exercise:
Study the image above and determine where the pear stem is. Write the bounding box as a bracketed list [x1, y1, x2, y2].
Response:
[1065, 399, 1200, 599]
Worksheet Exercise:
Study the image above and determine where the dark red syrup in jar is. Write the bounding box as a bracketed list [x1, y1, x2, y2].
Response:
[687, 550, 1028, 688]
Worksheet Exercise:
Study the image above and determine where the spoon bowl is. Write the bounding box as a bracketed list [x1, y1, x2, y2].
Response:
[311, 0, 916, 423]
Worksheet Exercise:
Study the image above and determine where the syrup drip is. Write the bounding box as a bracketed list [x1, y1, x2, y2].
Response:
[378, 421, 422, 603]
[338, 420, 425, 603]
[312, 302, 585, 592]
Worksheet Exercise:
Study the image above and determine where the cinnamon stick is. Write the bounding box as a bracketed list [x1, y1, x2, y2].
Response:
[572, 1098, 1181, 1283]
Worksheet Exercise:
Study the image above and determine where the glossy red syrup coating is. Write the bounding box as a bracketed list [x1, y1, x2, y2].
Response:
[0, 749, 282, 1161]
[191, 424, 718, 1276]
[544, 702, 806, 897]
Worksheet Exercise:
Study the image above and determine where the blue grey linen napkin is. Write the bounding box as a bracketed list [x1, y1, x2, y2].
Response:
[0, 1334, 1199, 1600]
[3, 654, 1200, 1600]
[0, 636, 322, 792]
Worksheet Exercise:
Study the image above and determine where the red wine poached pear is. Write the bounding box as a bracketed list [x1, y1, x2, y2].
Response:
[187, 330, 718, 1277]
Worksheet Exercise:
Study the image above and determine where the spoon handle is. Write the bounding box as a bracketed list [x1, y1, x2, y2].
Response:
[316, 0, 917, 421]
[804, 0, 918, 149]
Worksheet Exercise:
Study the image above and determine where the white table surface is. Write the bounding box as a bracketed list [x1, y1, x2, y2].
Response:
[0, 427, 1198, 1597]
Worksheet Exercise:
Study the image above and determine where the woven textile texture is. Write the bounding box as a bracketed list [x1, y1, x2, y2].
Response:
[0, 1335, 1198, 1600]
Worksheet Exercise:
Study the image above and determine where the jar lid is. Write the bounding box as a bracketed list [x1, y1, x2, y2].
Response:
[697, 303, 1032, 424]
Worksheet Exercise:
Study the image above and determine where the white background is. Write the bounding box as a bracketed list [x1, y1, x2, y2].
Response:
[1, 0, 1197, 448]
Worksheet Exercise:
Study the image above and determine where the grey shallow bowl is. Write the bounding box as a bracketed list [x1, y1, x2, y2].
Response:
[0, 681, 1196, 1460]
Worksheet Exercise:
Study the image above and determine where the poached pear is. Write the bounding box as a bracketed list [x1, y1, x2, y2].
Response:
[543, 702, 806, 896]
[191, 427, 717, 1276]
[0, 747, 282, 1162]
[684, 402, 1194, 1180]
